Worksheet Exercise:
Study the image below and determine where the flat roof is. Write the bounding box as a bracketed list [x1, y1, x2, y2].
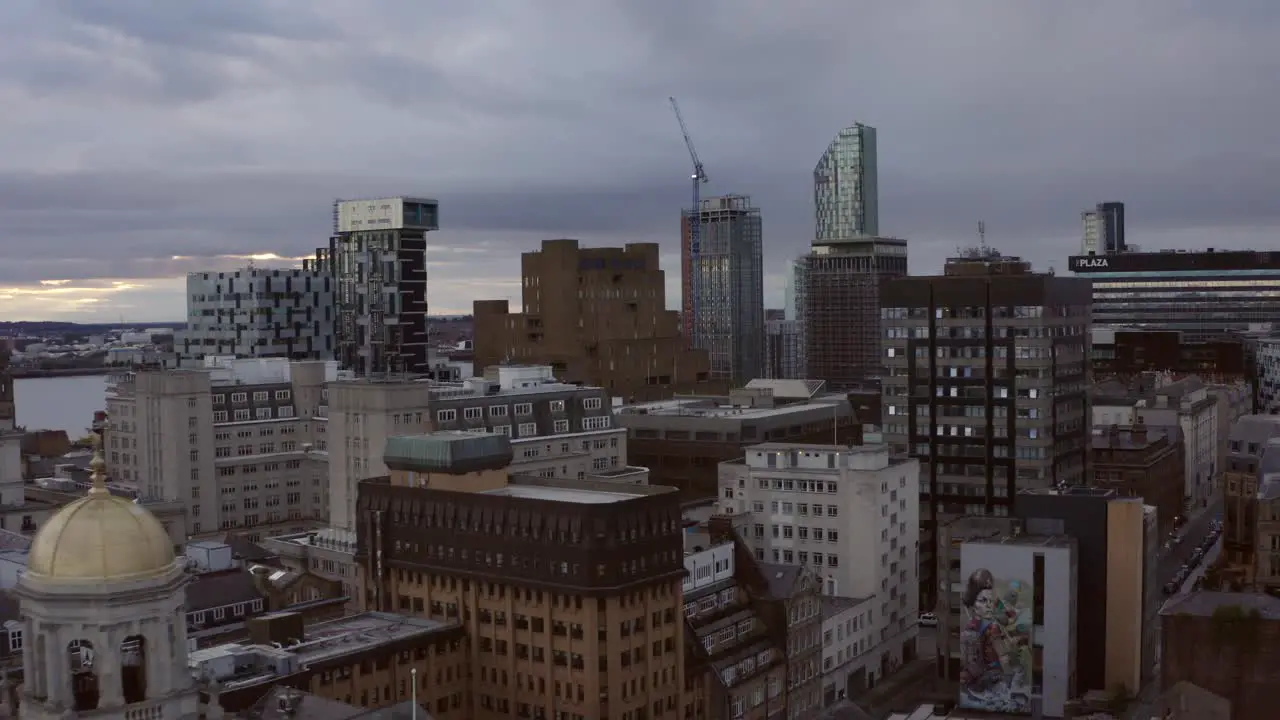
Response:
[1161, 590, 1280, 619]
[966, 533, 1074, 549]
[618, 397, 842, 420]
[481, 485, 638, 504]
[190, 612, 455, 690]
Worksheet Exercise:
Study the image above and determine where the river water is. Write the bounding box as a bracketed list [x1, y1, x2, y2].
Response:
[13, 375, 110, 437]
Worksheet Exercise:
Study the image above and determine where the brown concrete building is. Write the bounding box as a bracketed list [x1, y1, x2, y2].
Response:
[615, 379, 859, 501]
[473, 239, 724, 402]
[1092, 328, 1250, 384]
[1222, 416, 1280, 585]
[357, 431, 687, 720]
[193, 610, 470, 717]
[1160, 591, 1280, 720]
[1090, 424, 1184, 536]
[798, 236, 908, 391]
[880, 250, 1093, 609]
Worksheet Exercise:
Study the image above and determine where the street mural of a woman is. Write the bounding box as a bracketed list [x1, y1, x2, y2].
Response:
[958, 568, 1033, 712]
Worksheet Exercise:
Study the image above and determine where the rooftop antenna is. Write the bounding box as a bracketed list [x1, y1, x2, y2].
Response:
[977, 221, 988, 252]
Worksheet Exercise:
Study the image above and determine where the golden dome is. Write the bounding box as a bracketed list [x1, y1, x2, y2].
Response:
[25, 439, 175, 582]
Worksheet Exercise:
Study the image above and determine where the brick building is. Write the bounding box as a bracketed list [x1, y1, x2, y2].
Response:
[473, 239, 724, 402]
[1091, 424, 1185, 535]
[1161, 591, 1280, 720]
[1092, 328, 1250, 384]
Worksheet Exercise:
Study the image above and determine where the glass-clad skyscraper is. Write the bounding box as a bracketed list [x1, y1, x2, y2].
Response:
[814, 123, 879, 241]
[681, 194, 764, 384]
[1069, 249, 1280, 341]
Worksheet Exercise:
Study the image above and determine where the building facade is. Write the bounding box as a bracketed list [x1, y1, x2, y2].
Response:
[473, 239, 723, 402]
[356, 432, 687, 720]
[1090, 424, 1184, 536]
[307, 196, 438, 376]
[880, 251, 1092, 609]
[764, 318, 804, 380]
[681, 539, 790, 719]
[104, 358, 333, 541]
[176, 267, 334, 364]
[1093, 376, 1221, 511]
[1161, 591, 1280, 720]
[1016, 488, 1158, 696]
[799, 237, 908, 391]
[958, 535, 1077, 718]
[1069, 249, 1280, 342]
[681, 195, 765, 384]
[814, 123, 878, 241]
[1091, 328, 1250, 384]
[1080, 201, 1126, 256]
[617, 379, 859, 501]
[324, 364, 640, 531]
[1222, 416, 1280, 587]
[716, 443, 920, 669]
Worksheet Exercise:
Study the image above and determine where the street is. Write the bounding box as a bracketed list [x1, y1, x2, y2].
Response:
[1157, 496, 1223, 585]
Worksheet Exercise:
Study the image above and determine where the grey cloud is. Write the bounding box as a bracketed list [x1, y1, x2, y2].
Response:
[2, 2, 1280, 319]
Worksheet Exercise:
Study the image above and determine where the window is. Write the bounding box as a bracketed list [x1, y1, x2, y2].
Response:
[582, 416, 611, 431]
[213, 411, 228, 423]
[494, 425, 511, 436]
[275, 389, 291, 400]
[518, 423, 538, 437]
[253, 391, 269, 402]
[514, 403, 533, 416]
[437, 409, 457, 423]
[234, 409, 250, 421]
[463, 407, 483, 421]
[255, 407, 272, 420]
[231, 393, 247, 403]
[583, 397, 602, 410]
[489, 405, 508, 418]
[550, 400, 565, 412]
[553, 419, 569, 433]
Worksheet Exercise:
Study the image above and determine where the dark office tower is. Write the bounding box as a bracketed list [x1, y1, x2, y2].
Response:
[1080, 201, 1126, 256]
[880, 248, 1092, 609]
[307, 197, 438, 376]
[799, 237, 907, 390]
[1098, 202, 1125, 254]
[680, 195, 765, 384]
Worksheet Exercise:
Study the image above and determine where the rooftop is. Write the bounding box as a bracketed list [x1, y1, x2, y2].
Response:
[481, 485, 640, 504]
[965, 533, 1075, 549]
[618, 396, 844, 421]
[821, 595, 874, 617]
[1091, 424, 1175, 451]
[1019, 486, 1120, 499]
[1161, 590, 1280, 619]
[189, 612, 456, 691]
[383, 431, 513, 475]
[247, 687, 435, 720]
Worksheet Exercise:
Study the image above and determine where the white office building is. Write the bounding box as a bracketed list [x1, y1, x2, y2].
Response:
[718, 442, 920, 665]
[960, 535, 1077, 719]
[176, 267, 335, 364]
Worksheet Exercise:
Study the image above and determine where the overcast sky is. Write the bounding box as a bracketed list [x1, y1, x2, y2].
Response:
[1, 1, 1278, 323]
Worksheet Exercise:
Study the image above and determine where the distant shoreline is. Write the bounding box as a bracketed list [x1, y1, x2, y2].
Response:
[10, 367, 112, 379]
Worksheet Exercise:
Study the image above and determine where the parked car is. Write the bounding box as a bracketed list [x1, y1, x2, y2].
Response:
[918, 612, 938, 628]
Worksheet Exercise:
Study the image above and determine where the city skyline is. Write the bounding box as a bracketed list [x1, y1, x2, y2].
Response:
[1, 3, 1278, 322]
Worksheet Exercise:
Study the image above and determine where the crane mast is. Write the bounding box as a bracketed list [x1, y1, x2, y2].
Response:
[669, 97, 709, 342]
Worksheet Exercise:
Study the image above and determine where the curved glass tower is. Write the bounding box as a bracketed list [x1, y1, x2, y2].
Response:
[814, 123, 879, 241]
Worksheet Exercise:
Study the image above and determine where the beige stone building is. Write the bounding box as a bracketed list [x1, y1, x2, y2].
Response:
[104, 357, 336, 542]
[325, 364, 645, 531]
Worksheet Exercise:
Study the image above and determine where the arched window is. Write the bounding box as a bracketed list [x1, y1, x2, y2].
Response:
[122, 634, 147, 704]
[67, 639, 98, 711]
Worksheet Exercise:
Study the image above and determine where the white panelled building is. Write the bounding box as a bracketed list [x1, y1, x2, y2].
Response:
[718, 442, 921, 665]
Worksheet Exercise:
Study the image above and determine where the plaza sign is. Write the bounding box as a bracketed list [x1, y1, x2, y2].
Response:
[1074, 257, 1109, 269]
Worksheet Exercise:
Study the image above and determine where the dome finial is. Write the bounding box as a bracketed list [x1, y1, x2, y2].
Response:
[88, 432, 108, 496]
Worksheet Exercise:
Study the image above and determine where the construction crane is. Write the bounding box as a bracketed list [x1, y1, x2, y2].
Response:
[669, 96, 709, 338]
